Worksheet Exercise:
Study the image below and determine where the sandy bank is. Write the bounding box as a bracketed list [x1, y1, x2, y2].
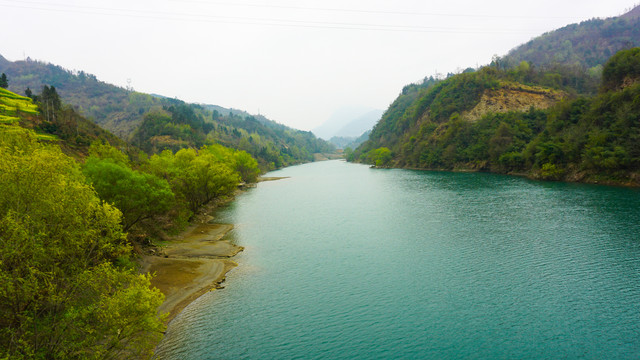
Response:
[141, 223, 242, 323]
[258, 176, 290, 182]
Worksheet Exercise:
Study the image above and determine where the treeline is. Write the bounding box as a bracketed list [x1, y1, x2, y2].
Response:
[351, 48, 640, 185]
[15, 81, 262, 227]
[83, 141, 258, 232]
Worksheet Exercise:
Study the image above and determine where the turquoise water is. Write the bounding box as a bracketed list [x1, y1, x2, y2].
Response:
[155, 160, 640, 359]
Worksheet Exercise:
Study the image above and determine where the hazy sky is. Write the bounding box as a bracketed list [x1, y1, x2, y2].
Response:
[1, 0, 637, 130]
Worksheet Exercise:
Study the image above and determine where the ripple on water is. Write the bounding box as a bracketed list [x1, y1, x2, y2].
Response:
[155, 161, 640, 360]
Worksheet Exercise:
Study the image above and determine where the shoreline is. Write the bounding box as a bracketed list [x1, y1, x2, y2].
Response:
[143, 175, 289, 346]
[142, 176, 289, 325]
[141, 222, 241, 324]
[367, 163, 640, 188]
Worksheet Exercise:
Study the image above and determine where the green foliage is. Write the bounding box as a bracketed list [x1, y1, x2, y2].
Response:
[540, 162, 565, 180]
[0, 73, 7, 88]
[504, 14, 640, 71]
[0, 85, 129, 158]
[88, 140, 131, 166]
[0, 87, 39, 116]
[83, 156, 174, 231]
[601, 47, 640, 91]
[366, 147, 393, 167]
[233, 149, 260, 183]
[0, 126, 165, 359]
[352, 48, 640, 184]
[146, 146, 242, 214]
[129, 101, 333, 171]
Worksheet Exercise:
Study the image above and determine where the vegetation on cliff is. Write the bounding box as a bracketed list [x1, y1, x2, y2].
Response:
[352, 48, 640, 185]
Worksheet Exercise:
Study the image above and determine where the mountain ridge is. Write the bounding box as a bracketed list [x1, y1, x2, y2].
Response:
[503, 5, 640, 70]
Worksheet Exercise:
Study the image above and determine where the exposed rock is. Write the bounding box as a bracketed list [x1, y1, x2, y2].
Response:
[462, 83, 566, 122]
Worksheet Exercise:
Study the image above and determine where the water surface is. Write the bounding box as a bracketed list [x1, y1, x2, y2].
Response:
[155, 160, 640, 359]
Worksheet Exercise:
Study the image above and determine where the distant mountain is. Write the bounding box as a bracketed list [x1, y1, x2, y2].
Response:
[333, 109, 383, 138]
[328, 136, 357, 150]
[312, 106, 382, 140]
[0, 55, 334, 169]
[502, 5, 640, 71]
[329, 129, 371, 150]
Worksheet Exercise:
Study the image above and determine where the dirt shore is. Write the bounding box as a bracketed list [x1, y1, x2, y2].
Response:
[140, 223, 242, 323]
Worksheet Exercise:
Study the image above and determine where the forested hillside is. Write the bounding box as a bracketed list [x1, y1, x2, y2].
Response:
[131, 100, 333, 169]
[0, 56, 334, 169]
[351, 47, 640, 185]
[351, 6, 640, 185]
[501, 5, 640, 74]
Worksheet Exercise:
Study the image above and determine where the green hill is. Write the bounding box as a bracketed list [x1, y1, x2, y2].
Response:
[501, 6, 640, 73]
[351, 46, 640, 186]
[350, 6, 640, 186]
[0, 57, 334, 169]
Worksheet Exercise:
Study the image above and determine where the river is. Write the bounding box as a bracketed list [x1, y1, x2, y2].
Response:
[155, 160, 640, 359]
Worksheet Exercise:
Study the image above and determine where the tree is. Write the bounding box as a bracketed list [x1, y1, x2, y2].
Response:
[0, 126, 165, 359]
[83, 157, 175, 231]
[0, 73, 7, 88]
[233, 150, 260, 183]
[367, 147, 393, 167]
[172, 149, 240, 212]
[88, 140, 131, 166]
[146, 147, 241, 214]
[40, 85, 61, 122]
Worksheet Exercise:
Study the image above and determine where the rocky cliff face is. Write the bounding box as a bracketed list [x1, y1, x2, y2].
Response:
[462, 83, 566, 121]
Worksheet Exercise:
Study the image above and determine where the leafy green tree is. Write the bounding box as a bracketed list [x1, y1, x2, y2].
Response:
[146, 147, 241, 214]
[233, 150, 260, 183]
[0, 126, 165, 359]
[88, 140, 131, 166]
[172, 148, 240, 212]
[83, 157, 174, 231]
[367, 147, 393, 167]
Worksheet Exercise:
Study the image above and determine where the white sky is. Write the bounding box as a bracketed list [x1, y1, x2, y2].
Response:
[1, 0, 637, 130]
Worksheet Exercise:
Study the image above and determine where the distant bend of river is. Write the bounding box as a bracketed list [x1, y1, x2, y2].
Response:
[155, 160, 640, 359]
